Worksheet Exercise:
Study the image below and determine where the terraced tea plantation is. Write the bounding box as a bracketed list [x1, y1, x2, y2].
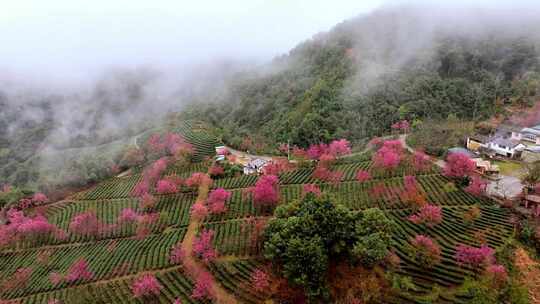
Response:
[0, 130, 516, 303]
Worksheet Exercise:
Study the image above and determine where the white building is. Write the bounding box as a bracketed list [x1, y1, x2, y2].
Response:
[520, 125, 540, 144]
[243, 158, 268, 175]
[486, 137, 525, 158]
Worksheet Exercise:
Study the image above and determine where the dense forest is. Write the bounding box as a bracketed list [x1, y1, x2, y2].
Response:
[181, 8, 540, 151]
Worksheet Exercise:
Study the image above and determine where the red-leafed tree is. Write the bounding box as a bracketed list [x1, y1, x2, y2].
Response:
[169, 243, 185, 264]
[485, 264, 508, 287]
[444, 153, 475, 179]
[209, 165, 225, 177]
[0, 267, 32, 291]
[139, 193, 157, 210]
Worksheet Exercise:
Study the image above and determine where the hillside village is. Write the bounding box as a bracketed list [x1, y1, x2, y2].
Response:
[2, 2, 540, 304]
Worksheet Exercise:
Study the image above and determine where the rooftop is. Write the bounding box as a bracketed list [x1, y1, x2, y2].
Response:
[491, 137, 522, 148]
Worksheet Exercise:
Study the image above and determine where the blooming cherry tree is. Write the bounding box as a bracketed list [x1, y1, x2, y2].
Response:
[66, 258, 94, 282]
[465, 176, 487, 196]
[444, 153, 475, 179]
[302, 184, 322, 197]
[207, 188, 231, 214]
[156, 179, 177, 194]
[132, 273, 163, 298]
[356, 170, 371, 183]
[69, 211, 100, 238]
[408, 204, 443, 227]
[455, 244, 495, 270]
[251, 175, 280, 207]
[409, 235, 441, 268]
[191, 271, 215, 300]
[193, 229, 217, 263]
[251, 269, 270, 292]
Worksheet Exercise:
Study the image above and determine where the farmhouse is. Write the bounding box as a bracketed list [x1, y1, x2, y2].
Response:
[486, 137, 525, 158]
[243, 158, 268, 175]
[520, 124, 540, 144]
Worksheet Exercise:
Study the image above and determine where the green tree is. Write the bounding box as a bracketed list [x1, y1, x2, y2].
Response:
[263, 194, 394, 302]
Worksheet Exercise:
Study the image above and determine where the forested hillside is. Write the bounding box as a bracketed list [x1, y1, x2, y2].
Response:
[182, 7, 540, 151]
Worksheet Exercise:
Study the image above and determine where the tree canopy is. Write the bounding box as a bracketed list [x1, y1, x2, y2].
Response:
[263, 193, 394, 301]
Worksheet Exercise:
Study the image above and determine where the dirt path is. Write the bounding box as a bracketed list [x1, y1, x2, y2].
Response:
[180, 173, 238, 304]
[515, 247, 540, 303]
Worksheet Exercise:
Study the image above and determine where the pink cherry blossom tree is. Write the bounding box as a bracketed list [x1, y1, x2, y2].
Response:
[411, 150, 432, 172]
[465, 176, 487, 196]
[192, 229, 217, 263]
[118, 208, 139, 224]
[372, 140, 403, 170]
[32, 193, 48, 205]
[484, 264, 508, 287]
[251, 175, 280, 207]
[302, 184, 322, 197]
[455, 244, 495, 271]
[156, 179, 178, 194]
[327, 139, 351, 157]
[444, 153, 475, 179]
[356, 170, 371, 183]
[66, 258, 94, 282]
[409, 235, 441, 268]
[132, 273, 163, 298]
[190, 201, 209, 220]
[207, 188, 231, 214]
[408, 204, 443, 227]
[69, 211, 100, 238]
[169, 243, 185, 265]
[251, 269, 270, 292]
[191, 271, 215, 300]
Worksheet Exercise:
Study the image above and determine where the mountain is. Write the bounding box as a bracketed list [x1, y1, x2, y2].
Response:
[182, 5, 540, 151]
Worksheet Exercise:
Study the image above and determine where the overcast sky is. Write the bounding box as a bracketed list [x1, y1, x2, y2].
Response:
[1, 0, 540, 84]
[0, 0, 385, 83]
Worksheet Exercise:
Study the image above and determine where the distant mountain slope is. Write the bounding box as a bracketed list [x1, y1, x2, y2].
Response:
[183, 5, 540, 150]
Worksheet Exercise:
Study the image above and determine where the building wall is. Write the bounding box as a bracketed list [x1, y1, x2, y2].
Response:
[488, 143, 515, 157]
[511, 132, 522, 140]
